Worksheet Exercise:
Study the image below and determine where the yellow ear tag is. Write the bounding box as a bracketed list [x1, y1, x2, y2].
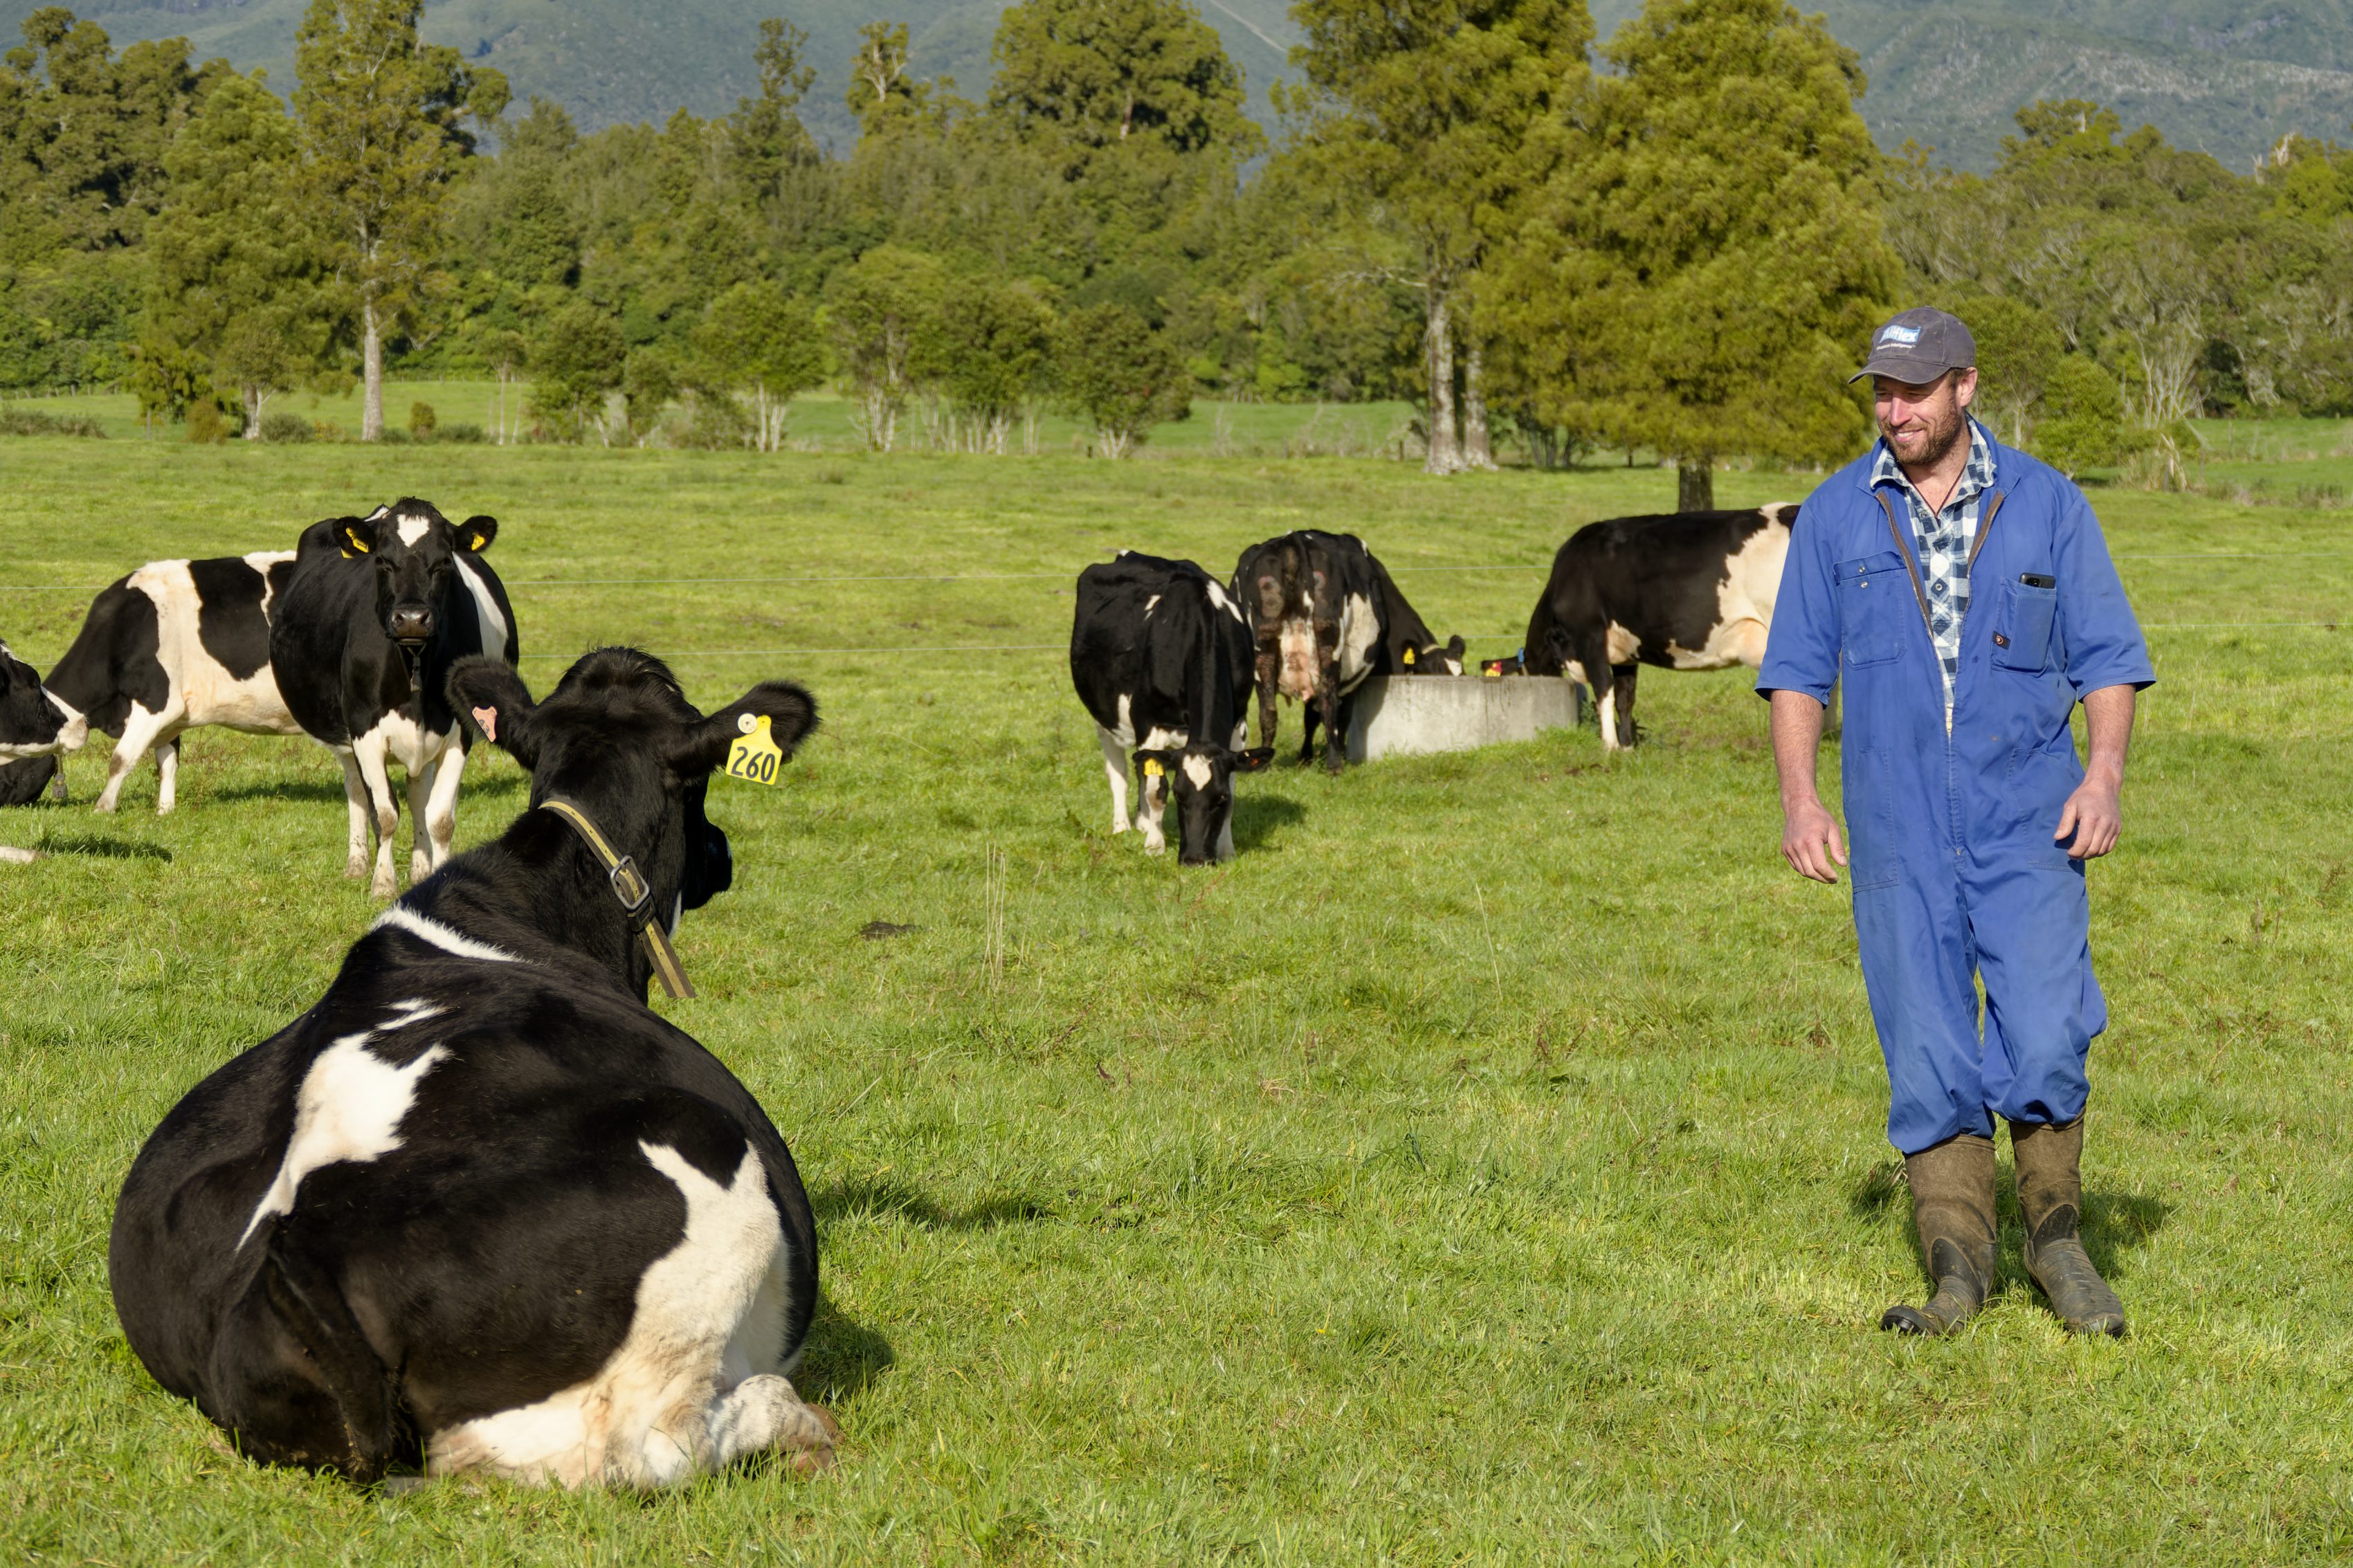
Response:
[1403, 646, 1417, 666]
[723, 713, 784, 786]
[1143, 759, 1162, 777]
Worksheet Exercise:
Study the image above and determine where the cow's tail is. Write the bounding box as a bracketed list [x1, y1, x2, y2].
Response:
[260, 1231, 406, 1482]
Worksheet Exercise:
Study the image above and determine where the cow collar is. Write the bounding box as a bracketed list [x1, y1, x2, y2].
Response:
[536, 797, 696, 1000]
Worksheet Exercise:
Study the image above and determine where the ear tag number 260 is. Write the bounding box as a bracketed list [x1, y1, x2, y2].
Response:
[724, 713, 784, 787]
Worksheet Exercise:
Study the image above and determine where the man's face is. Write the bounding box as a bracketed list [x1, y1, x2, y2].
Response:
[1873, 367, 1978, 468]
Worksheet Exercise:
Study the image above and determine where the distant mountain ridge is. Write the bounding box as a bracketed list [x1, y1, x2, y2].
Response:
[23, 0, 2353, 172]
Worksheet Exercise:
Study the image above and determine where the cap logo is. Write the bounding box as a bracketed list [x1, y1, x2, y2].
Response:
[1879, 325, 1923, 346]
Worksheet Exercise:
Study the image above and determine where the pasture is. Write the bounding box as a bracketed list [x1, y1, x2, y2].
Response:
[0, 434, 2347, 1564]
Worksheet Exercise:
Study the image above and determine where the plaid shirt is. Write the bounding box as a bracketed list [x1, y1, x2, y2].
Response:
[1871, 419, 1997, 719]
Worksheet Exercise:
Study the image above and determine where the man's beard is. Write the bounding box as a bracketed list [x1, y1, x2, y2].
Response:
[1881, 403, 1967, 468]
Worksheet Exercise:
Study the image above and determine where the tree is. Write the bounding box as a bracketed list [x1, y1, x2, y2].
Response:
[293, 0, 507, 440]
[2033, 354, 2131, 477]
[825, 246, 945, 451]
[1288, 0, 1590, 474]
[691, 280, 826, 452]
[145, 69, 331, 439]
[1059, 300, 1190, 457]
[846, 22, 936, 138]
[1492, 0, 1893, 508]
[990, 0, 1260, 175]
[929, 278, 1056, 453]
[529, 300, 626, 441]
[1948, 293, 2062, 448]
[731, 19, 817, 203]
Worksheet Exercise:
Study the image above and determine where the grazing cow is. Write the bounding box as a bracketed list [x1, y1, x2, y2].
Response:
[1070, 551, 1271, 864]
[40, 551, 302, 812]
[1523, 504, 1799, 751]
[271, 501, 519, 897]
[0, 638, 87, 858]
[108, 647, 836, 1487]
[1230, 531, 1464, 773]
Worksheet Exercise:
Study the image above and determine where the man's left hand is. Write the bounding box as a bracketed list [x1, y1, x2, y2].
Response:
[2055, 771, 2123, 859]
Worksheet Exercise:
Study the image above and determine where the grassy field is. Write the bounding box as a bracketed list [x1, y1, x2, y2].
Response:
[0, 439, 2347, 1564]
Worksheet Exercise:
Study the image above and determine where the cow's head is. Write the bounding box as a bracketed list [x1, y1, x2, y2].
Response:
[1404, 635, 1468, 676]
[1137, 742, 1273, 866]
[448, 649, 816, 931]
[0, 639, 81, 760]
[336, 500, 497, 650]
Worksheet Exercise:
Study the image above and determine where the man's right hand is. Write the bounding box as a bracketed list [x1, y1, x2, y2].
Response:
[1782, 798, 1848, 884]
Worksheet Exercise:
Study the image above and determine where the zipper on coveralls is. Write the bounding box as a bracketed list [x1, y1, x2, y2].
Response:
[1873, 488, 2006, 739]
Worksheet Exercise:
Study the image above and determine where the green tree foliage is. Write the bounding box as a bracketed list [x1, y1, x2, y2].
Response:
[1288, 0, 1590, 472]
[293, 0, 507, 440]
[927, 277, 1056, 453]
[826, 245, 946, 451]
[146, 70, 333, 438]
[990, 0, 1261, 175]
[1493, 0, 1892, 508]
[1058, 300, 1189, 457]
[846, 22, 938, 139]
[691, 280, 826, 451]
[1947, 293, 2062, 448]
[2033, 354, 2132, 477]
[529, 299, 626, 439]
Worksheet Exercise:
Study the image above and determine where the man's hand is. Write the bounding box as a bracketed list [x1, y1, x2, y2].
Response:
[1783, 797, 1849, 884]
[2055, 768, 2122, 859]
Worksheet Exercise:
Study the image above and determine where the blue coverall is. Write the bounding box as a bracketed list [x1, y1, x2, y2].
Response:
[1758, 430, 2155, 1155]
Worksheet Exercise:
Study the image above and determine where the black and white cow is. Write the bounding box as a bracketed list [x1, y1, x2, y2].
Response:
[109, 647, 835, 1487]
[41, 551, 303, 812]
[1230, 531, 1464, 772]
[1522, 504, 1799, 751]
[1070, 551, 1271, 864]
[271, 501, 519, 897]
[0, 637, 87, 858]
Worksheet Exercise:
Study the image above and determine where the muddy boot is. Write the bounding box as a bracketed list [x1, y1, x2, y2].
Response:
[1880, 1133, 1997, 1336]
[2011, 1116, 2126, 1337]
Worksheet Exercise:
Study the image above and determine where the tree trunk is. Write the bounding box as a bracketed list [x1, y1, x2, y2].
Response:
[1461, 338, 1498, 471]
[361, 297, 383, 442]
[244, 385, 262, 441]
[1676, 457, 1715, 512]
[1424, 288, 1462, 475]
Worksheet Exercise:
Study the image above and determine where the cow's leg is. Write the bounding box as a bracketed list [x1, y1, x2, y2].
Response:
[1316, 632, 1345, 774]
[1254, 648, 1281, 752]
[1098, 729, 1129, 835]
[703, 1375, 839, 1473]
[1610, 665, 1639, 747]
[336, 751, 370, 879]
[1213, 810, 1236, 863]
[96, 702, 171, 813]
[421, 742, 467, 873]
[48, 760, 65, 803]
[154, 734, 181, 814]
[406, 761, 434, 884]
[1570, 633, 1621, 753]
[1137, 765, 1165, 853]
[351, 735, 402, 899]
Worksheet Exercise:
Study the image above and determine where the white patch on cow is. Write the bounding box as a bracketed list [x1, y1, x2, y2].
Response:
[426, 1142, 829, 1487]
[1334, 592, 1380, 693]
[347, 711, 468, 895]
[1142, 593, 1161, 618]
[366, 504, 393, 522]
[1276, 620, 1318, 701]
[372, 904, 518, 964]
[1109, 694, 1134, 747]
[1099, 728, 1130, 834]
[0, 846, 37, 865]
[1214, 812, 1235, 862]
[1597, 686, 1622, 754]
[239, 1028, 451, 1246]
[44, 685, 87, 752]
[1138, 725, 1184, 751]
[1203, 578, 1242, 623]
[1659, 515, 1790, 671]
[1137, 766, 1165, 850]
[397, 513, 433, 547]
[1604, 622, 1640, 665]
[1230, 719, 1248, 749]
[454, 556, 509, 657]
[1181, 754, 1212, 792]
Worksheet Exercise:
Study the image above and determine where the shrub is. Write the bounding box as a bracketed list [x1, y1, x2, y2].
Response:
[377, 427, 412, 444]
[185, 400, 228, 444]
[437, 421, 485, 444]
[409, 400, 437, 439]
[259, 411, 311, 443]
[0, 408, 105, 437]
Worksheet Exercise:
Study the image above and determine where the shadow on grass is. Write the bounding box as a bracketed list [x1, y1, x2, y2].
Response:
[1232, 794, 1307, 852]
[213, 778, 350, 805]
[812, 1172, 1053, 1231]
[34, 832, 171, 861]
[792, 1291, 896, 1407]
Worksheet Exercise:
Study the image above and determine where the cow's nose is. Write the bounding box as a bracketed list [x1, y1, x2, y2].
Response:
[389, 607, 435, 643]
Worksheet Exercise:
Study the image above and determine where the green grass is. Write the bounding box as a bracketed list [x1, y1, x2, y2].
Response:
[1, 440, 2350, 1564]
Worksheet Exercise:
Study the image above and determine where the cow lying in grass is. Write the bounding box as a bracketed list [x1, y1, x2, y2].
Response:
[0, 637, 87, 862]
[108, 648, 836, 1486]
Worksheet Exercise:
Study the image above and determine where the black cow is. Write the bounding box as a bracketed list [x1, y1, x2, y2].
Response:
[0, 637, 85, 855]
[271, 501, 519, 897]
[1230, 531, 1464, 773]
[1523, 504, 1798, 750]
[41, 551, 303, 812]
[1070, 551, 1271, 864]
[108, 647, 835, 1487]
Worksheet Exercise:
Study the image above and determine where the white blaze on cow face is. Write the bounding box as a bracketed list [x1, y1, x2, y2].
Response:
[396, 512, 434, 548]
[239, 1018, 451, 1246]
[1181, 754, 1212, 792]
[426, 1141, 830, 1487]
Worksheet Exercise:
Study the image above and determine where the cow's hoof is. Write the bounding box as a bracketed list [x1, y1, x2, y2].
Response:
[1142, 839, 1165, 856]
[370, 874, 398, 900]
[345, 859, 367, 879]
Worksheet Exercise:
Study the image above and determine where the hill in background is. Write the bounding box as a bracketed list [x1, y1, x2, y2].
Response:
[21, 0, 2353, 172]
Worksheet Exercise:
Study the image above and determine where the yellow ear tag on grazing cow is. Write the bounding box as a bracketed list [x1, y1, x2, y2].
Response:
[1403, 646, 1417, 666]
[723, 713, 784, 786]
[1143, 758, 1162, 778]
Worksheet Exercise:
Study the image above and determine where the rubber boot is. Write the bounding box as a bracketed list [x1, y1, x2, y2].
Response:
[2011, 1116, 2126, 1337]
[1880, 1133, 1997, 1335]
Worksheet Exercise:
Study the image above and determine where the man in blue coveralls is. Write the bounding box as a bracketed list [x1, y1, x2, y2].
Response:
[1758, 307, 2154, 1338]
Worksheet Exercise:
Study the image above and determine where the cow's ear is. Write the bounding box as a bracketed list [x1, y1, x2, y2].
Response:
[1237, 747, 1275, 774]
[446, 657, 538, 767]
[459, 515, 498, 553]
[678, 681, 818, 774]
[1446, 635, 1466, 659]
[337, 517, 376, 558]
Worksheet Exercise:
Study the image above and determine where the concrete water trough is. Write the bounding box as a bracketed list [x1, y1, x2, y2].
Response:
[1343, 675, 1584, 763]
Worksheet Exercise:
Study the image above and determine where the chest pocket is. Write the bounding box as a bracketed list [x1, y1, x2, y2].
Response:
[1835, 551, 1911, 668]
[1991, 576, 2058, 672]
